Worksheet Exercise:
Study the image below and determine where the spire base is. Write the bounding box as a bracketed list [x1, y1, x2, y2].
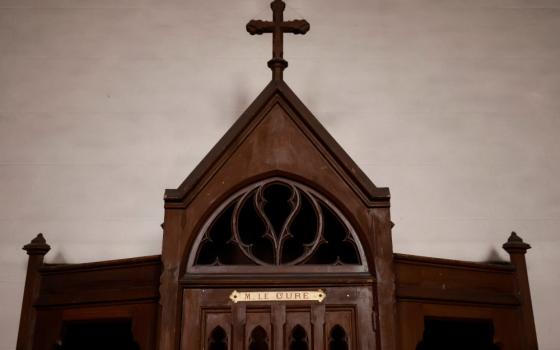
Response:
[268, 57, 288, 80]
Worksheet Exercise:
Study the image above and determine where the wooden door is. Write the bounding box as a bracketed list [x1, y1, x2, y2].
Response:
[181, 286, 375, 350]
[180, 179, 378, 349]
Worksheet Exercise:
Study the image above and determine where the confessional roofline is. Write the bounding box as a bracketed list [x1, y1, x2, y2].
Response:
[165, 0, 389, 207]
[164, 79, 390, 207]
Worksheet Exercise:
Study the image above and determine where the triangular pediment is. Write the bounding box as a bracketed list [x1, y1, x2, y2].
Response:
[164, 80, 389, 208]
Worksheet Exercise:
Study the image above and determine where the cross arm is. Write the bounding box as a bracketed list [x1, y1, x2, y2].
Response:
[246, 20, 275, 35]
[282, 20, 310, 34]
[246, 19, 310, 35]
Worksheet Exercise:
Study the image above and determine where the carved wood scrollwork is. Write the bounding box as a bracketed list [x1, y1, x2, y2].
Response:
[194, 178, 361, 267]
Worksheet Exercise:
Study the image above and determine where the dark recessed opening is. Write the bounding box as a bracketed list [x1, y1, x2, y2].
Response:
[55, 318, 140, 350]
[289, 324, 309, 350]
[416, 317, 500, 350]
[208, 326, 228, 350]
[249, 326, 269, 350]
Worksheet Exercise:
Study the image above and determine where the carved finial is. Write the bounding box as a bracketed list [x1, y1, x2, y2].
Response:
[503, 231, 531, 254]
[22, 233, 51, 256]
[246, 0, 310, 80]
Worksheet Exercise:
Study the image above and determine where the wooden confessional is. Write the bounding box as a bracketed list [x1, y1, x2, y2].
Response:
[16, 1, 538, 350]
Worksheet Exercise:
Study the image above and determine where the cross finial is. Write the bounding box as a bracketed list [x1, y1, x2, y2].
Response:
[247, 0, 310, 81]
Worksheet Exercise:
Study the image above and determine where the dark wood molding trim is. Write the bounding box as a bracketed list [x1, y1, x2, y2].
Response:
[396, 285, 520, 306]
[40, 255, 161, 274]
[180, 272, 375, 288]
[36, 255, 161, 307]
[394, 253, 515, 273]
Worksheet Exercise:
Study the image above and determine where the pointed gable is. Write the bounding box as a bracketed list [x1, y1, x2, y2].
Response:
[164, 80, 389, 209]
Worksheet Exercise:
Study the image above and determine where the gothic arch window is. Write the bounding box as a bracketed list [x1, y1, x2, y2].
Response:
[189, 178, 366, 272]
[208, 326, 228, 350]
[289, 325, 309, 350]
[248, 326, 269, 350]
[328, 325, 349, 350]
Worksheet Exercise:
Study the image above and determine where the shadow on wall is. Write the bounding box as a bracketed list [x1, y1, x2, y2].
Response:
[485, 247, 508, 264]
[48, 251, 68, 265]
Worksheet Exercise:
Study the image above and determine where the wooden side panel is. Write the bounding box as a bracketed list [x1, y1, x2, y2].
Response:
[28, 256, 161, 350]
[395, 254, 518, 306]
[33, 302, 159, 350]
[395, 254, 526, 350]
[397, 301, 524, 350]
[38, 256, 161, 306]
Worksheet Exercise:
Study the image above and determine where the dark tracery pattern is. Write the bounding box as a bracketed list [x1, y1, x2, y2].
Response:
[289, 325, 309, 350]
[249, 326, 269, 350]
[195, 179, 361, 266]
[328, 325, 349, 350]
[208, 326, 228, 350]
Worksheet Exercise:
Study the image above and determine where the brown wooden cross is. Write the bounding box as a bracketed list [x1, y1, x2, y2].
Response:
[246, 0, 310, 80]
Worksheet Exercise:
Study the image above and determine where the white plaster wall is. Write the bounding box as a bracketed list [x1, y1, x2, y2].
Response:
[1, 0, 559, 348]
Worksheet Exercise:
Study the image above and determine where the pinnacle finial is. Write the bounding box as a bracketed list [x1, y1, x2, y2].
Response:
[23, 233, 51, 256]
[503, 231, 531, 254]
[246, 0, 310, 80]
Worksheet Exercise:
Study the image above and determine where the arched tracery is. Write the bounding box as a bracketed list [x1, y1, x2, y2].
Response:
[188, 178, 367, 271]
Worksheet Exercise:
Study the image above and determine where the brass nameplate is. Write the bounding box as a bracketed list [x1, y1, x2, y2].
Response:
[229, 290, 326, 303]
